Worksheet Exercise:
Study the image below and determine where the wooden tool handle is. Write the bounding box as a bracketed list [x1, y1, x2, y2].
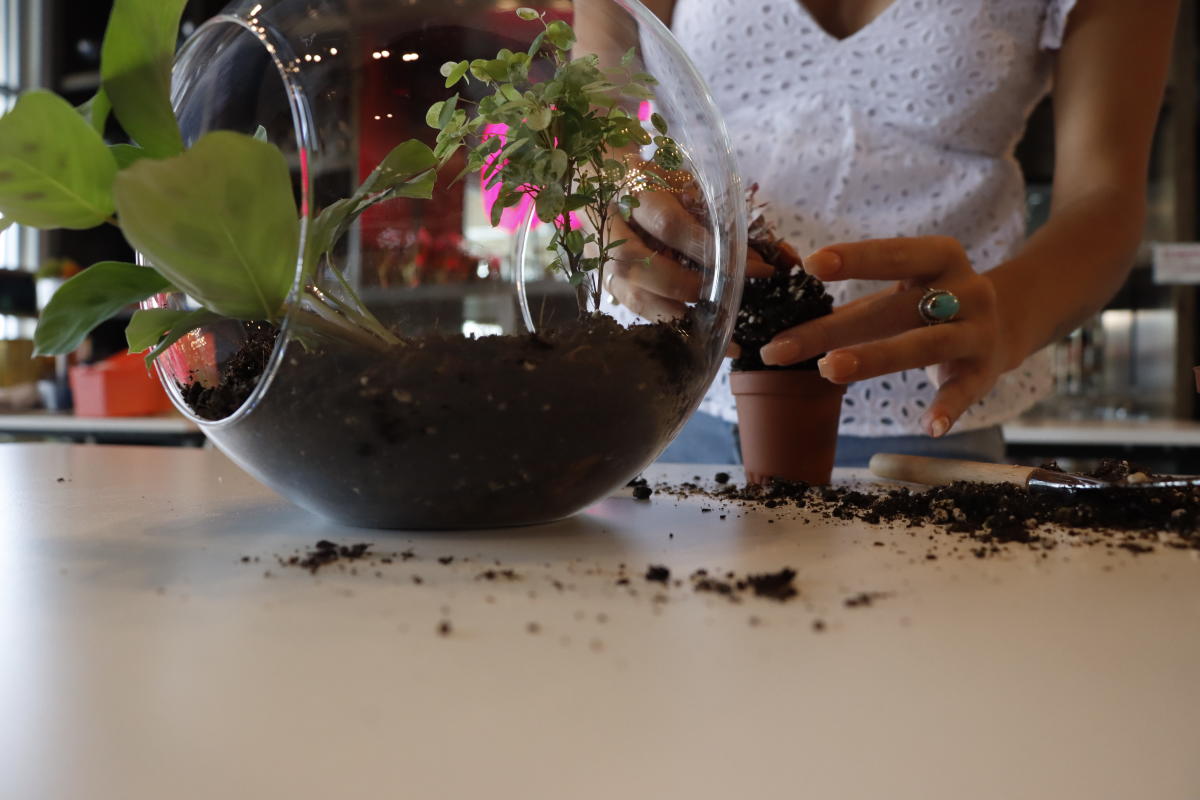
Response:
[868, 453, 1036, 487]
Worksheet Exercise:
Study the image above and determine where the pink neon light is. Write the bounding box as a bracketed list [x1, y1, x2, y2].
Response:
[637, 100, 652, 121]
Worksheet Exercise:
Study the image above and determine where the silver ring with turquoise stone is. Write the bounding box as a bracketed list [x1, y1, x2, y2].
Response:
[917, 288, 960, 325]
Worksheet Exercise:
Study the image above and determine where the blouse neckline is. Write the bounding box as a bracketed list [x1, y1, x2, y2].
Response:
[792, 0, 908, 43]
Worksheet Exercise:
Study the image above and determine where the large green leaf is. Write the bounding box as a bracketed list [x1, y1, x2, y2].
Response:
[100, 0, 187, 158]
[127, 307, 222, 366]
[0, 91, 118, 230]
[114, 131, 299, 321]
[33, 261, 174, 356]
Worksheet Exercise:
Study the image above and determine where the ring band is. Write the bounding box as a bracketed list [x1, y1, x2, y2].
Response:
[917, 288, 960, 325]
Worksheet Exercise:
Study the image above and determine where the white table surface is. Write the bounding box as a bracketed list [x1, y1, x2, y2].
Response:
[2, 443, 1199, 800]
[0, 410, 200, 435]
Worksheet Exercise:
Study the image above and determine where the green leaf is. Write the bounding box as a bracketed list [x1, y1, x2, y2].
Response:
[100, 0, 187, 158]
[545, 20, 576, 51]
[653, 139, 683, 170]
[618, 193, 639, 219]
[485, 59, 510, 82]
[33, 261, 173, 355]
[77, 90, 112, 137]
[534, 183, 563, 222]
[253, 125, 268, 142]
[125, 306, 207, 351]
[443, 60, 469, 88]
[526, 106, 552, 131]
[526, 31, 547, 59]
[515, 7, 540, 20]
[109, 143, 148, 169]
[564, 229, 584, 255]
[113, 131, 299, 321]
[650, 112, 668, 135]
[0, 91, 118, 229]
[563, 193, 591, 212]
[437, 94, 458, 129]
[426, 101, 445, 129]
[129, 307, 222, 366]
[620, 47, 637, 67]
[125, 307, 190, 352]
[549, 149, 568, 179]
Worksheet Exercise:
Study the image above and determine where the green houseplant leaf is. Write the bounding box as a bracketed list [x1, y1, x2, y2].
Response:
[100, 0, 188, 158]
[33, 261, 174, 355]
[126, 307, 222, 366]
[0, 91, 118, 230]
[114, 131, 299, 321]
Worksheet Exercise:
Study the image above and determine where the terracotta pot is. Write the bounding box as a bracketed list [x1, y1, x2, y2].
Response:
[730, 369, 846, 485]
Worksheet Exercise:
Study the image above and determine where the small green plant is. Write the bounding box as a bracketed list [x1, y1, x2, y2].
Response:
[0, 0, 436, 364]
[0, 2, 682, 372]
[429, 8, 684, 315]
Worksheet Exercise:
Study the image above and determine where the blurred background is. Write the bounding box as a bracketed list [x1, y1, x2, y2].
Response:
[0, 0, 1198, 469]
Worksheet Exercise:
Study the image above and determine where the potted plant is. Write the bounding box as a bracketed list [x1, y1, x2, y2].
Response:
[0, 0, 746, 527]
[728, 197, 844, 484]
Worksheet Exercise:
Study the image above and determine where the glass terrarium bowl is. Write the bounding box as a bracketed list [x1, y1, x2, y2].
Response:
[151, 0, 745, 528]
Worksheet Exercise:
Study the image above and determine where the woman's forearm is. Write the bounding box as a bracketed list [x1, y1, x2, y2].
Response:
[986, 184, 1145, 372]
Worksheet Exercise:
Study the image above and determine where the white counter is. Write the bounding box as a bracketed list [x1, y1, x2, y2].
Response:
[1, 443, 1198, 799]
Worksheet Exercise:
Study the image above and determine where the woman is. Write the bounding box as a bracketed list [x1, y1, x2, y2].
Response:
[580, 0, 1179, 465]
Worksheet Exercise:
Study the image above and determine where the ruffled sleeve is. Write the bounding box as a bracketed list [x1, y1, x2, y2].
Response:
[1040, 0, 1079, 50]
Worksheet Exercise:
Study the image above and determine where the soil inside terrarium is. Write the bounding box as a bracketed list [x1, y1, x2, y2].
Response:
[181, 310, 714, 528]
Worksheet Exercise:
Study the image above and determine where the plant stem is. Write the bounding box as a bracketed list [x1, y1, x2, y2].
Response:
[322, 263, 402, 346]
[296, 291, 394, 351]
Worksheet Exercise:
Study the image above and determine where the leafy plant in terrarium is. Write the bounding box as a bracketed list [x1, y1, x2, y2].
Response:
[0, 0, 437, 366]
[428, 8, 685, 315]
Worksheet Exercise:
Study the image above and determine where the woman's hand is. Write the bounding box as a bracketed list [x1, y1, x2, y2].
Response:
[605, 188, 773, 322]
[759, 236, 1010, 439]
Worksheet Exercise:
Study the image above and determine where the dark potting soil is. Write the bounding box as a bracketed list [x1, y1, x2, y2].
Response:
[660, 460, 1200, 555]
[184, 311, 712, 528]
[730, 194, 835, 372]
[280, 539, 373, 574]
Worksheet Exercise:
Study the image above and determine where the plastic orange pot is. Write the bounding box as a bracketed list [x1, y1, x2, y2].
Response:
[69, 351, 172, 417]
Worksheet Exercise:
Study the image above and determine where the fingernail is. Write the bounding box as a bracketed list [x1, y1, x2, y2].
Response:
[805, 249, 842, 278]
[817, 351, 858, 381]
[928, 415, 950, 438]
[760, 337, 804, 366]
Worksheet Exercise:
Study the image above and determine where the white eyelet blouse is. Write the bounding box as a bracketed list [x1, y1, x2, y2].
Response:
[670, 0, 1075, 436]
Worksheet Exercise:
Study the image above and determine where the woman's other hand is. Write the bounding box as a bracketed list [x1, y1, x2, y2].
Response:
[758, 236, 1008, 439]
[605, 188, 773, 322]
